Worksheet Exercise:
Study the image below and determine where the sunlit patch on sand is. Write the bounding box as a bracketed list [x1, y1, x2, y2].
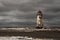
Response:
[0, 36, 57, 40]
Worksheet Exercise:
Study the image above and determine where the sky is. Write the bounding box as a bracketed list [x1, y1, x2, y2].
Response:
[0, 0, 60, 26]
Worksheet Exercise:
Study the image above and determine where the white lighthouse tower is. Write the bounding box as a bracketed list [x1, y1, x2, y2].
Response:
[36, 10, 43, 29]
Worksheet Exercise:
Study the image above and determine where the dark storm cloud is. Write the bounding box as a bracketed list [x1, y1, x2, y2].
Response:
[0, 0, 59, 26]
[46, 7, 60, 12]
[0, 7, 13, 12]
[44, 6, 60, 26]
[0, 0, 37, 23]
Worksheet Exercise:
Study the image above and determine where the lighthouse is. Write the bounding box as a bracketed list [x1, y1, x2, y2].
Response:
[36, 10, 43, 29]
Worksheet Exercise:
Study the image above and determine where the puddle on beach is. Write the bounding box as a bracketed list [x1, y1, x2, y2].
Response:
[0, 36, 59, 40]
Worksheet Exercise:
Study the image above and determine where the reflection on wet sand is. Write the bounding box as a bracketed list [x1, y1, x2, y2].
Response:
[0, 36, 59, 40]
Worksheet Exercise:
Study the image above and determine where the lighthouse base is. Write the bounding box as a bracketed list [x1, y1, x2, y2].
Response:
[36, 26, 43, 29]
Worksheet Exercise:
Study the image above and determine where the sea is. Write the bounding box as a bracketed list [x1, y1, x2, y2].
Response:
[0, 36, 59, 40]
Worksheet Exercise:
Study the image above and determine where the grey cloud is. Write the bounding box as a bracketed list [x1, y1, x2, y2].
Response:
[0, 0, 32, 12]
[0, 10, 36, 22]
[0, 0, 31, 4]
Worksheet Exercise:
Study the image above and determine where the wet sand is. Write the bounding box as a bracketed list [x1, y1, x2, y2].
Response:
[0, 28, 60, 39]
